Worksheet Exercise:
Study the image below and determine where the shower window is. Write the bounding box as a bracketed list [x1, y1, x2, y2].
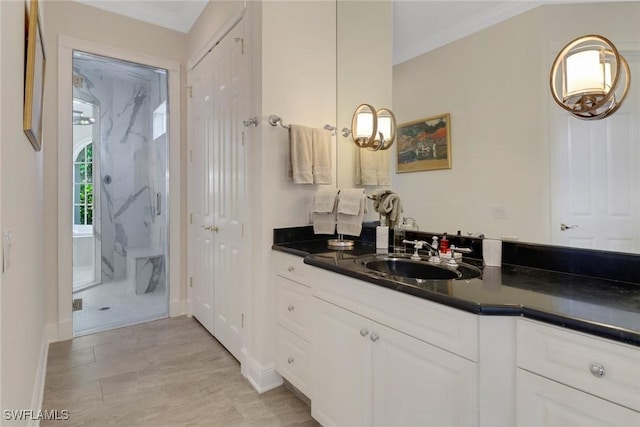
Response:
[73, 141, 94, 234]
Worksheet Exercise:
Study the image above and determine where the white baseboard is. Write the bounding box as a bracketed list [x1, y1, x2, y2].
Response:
[243, 355, 283, 394]
[45, 323, 58, 343]
[169, 298, 184, 317]
[57, 319, 73, 342]
[29, 331, 50, 427]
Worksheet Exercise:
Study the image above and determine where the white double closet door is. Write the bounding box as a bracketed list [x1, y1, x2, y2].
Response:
[188, 21, 247, 361]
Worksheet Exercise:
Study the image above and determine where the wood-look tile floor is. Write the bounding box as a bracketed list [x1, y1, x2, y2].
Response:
[42, 316, 320, 427]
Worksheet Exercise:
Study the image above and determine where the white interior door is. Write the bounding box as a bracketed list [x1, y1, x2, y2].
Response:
[551, 51, 640, 253]
[211, 22, 246, 362]
[188, 21, 246, 360]
[188, 51, 215, 333]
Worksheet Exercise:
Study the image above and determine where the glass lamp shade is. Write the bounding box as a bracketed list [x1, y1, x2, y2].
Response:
[371, 108, 397, 151]
[355, 111, 374, 138]
[565, 49, 610, 98]
[350, 104, 377, 147]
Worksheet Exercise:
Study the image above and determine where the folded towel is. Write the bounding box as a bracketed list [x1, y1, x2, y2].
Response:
[355, 149, 389, 185]
[312, 128, 332, 184]
[337, 189, 365, 236]
[314, 188, 338, 213]
[313, 188, 338, 235]
[337, 188, 364, 215]
[376, 149, 390, 185]
[290, 124, 313, 184]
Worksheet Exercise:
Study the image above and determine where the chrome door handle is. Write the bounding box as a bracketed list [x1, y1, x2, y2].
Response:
[370, 333, 380, 342]
[589, 363, 605, 378]
[202, 225, 219, 232]
[560, 223, 579, 231]
[360, 328, 369, 337]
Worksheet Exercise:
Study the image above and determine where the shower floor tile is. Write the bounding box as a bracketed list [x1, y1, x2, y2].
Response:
[73, 277, 167, 336]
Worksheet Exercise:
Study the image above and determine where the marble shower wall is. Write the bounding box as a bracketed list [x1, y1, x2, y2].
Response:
[73, 53, 168, 283]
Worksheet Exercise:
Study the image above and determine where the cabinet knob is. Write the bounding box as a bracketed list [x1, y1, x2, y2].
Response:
[360, 328, 369, 337]
[370, 333, 380, 342]
[287, 266, 295, 272]
[589, 363, 605, 378]
[287, 305, 295, 312]
[287, 357, 295, 364]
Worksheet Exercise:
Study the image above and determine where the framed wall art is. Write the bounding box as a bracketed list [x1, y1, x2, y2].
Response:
[396, 113, 451, 173]
[24, 0, 46, 151]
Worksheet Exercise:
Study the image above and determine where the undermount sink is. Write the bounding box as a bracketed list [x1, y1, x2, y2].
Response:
[355, 254, 481, 281]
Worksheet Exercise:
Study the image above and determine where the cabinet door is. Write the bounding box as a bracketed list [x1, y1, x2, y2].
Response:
[312, 298, 373, 427]
[517, 370, 640, 426]
[372, 322, 478, 427]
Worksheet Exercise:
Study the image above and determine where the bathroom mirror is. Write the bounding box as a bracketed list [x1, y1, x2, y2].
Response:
[336, 0, 640, 254]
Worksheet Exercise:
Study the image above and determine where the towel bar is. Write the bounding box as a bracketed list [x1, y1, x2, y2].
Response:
[268, 114, 336, 135]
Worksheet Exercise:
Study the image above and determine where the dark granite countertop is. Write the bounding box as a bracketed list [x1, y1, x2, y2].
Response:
[272, 239, 640, 347]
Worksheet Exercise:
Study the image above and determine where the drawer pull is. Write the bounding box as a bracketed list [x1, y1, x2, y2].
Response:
[287, 305, 295, 312]
[287, 357, 295, 364]
[287, 266, 295, 272]
[589, 363, 605, 378]
[370, 333, 380, 343]
[360, 328, 369, 337]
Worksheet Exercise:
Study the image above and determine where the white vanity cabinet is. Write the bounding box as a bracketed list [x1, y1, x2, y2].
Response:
[516, 319, 640, 426]
[307, 265, 479, 427]
[312, 297, 477, 427]
[273, 252, 314, 395]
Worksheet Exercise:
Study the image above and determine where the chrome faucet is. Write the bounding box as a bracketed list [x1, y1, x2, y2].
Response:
[447, 245, 473, 267]
[403, 239, 438, 261]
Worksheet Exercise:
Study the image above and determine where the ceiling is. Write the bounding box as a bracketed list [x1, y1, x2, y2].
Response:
[74, 0, 209, 33]
[74, 1, 601, 63]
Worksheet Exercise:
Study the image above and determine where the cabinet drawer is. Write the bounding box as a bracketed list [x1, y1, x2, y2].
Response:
[273, 252, 310, 283]
[276, 276, 310, 339]
[517, 369, 640, 426]
[276, 326, 310, 395]
[517, 319, 640, 411]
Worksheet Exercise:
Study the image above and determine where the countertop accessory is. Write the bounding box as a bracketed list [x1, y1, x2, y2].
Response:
[483, 238, 502, 267]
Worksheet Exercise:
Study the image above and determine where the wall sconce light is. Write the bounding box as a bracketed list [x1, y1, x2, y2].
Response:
[550, 34, 630, 120]
[342, 103, 397, 150]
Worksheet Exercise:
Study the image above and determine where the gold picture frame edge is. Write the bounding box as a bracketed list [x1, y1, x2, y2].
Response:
[396, 112, 452, 173]
[23, 0, 46, 152]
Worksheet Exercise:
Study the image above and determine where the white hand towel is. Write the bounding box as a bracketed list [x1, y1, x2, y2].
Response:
[314, 188, 338, 213]
[337, 189, 365, 236]
[313, 188, 338, 235]
[312, 128, 332, 184]
[290, 124, 313, 184]
[376, 149, 390, 185]
[355, 148, 389, 185]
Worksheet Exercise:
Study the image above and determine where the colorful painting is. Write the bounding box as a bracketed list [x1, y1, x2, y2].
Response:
[396, 113, 451, 172]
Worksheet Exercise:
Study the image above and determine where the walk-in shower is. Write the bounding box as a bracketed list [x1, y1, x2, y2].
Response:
[71, 51, 169, 335]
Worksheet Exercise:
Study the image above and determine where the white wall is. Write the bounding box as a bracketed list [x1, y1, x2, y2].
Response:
[336, 0, 393, 190]
[392, 2, 640, 243]
[1, 0, 47, 415]
[249, 0, 337, 388]
[41, 1, 188, 331]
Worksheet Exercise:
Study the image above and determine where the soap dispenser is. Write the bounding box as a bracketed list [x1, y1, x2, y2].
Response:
[440, 233, 449, 254]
